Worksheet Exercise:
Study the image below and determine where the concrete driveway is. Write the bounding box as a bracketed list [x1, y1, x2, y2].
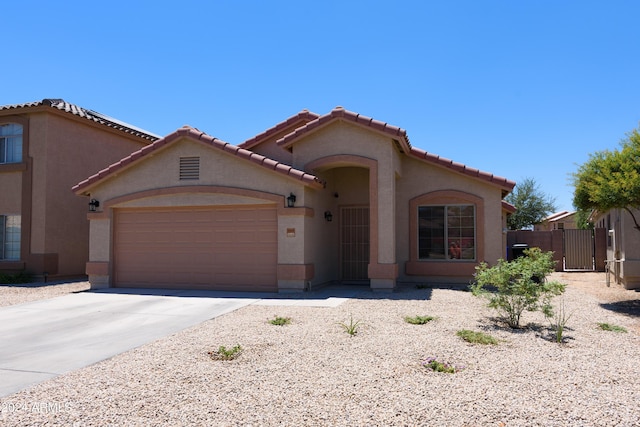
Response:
[0, 286, 359, 398]
[0, 288, 265, 397]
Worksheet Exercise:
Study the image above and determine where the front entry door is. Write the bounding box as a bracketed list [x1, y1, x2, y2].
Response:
[340, 206, 370, 282]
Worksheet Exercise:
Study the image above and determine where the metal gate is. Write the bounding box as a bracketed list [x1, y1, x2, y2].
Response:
[563, 229, 595, 271]
[340, 206, 370, 282]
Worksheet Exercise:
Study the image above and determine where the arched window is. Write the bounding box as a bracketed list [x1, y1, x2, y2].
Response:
[0, 123, 23, 164]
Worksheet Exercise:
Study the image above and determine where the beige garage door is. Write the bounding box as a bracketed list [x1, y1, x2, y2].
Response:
[113, 205, 277, 291]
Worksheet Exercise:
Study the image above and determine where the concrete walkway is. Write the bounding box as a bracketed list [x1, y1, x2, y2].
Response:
[0, 287, 359, 397]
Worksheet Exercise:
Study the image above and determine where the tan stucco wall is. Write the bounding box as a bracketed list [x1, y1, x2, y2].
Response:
[0, 172, 22, 213]
[395, 154, 506, 283]
[90, 140, 304, 206]
[291, 121, 402, 288]
[0, 109, 150, 276]
[617, 208, 640, 288]
[25, 112, 148, 277]
[88, 217, 111, 262]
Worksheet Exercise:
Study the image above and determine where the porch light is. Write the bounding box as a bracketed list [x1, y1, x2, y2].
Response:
[324, 211, 333, 222]
[88, 199, 100, 212]
[287, 193, 296, 208]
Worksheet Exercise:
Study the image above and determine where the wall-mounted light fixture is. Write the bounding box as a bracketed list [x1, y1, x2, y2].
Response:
[286, 193, 297, 208]
[324, 210, 333, 222]
[88, 199, 100, 212]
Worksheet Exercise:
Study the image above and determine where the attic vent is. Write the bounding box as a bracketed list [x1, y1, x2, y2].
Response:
[179, 156, 200, 180]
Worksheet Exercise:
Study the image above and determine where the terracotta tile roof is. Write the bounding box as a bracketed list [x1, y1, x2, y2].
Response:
[274, 106, 514, 191]
[239, 110, 320, 149]
[73, 125, 324, 195]
[0, 99, 160, 141]
[277, 106, 412, 153]
[410, 147, 516, 191]
[502, 200, 517, 213]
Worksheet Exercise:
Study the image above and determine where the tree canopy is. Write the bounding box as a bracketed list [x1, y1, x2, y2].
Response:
[572, 128, 640, 231]
[505, 177, 557, 230]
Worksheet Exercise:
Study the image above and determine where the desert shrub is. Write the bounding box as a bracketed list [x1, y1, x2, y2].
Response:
[423, 357, 463, 374]
[339, 315, 362, 336]
[471, 248, 566, 328]
[404, 315, 435, 325]
[597, 322, 627, 333]
[208, 344, 243, 360]
[547, 298, 574, 343]
[268, 316, 292, 326]
[456, 329, 499, 345]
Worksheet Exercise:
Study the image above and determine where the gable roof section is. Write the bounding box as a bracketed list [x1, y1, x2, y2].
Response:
[410, 147, 515, 191]
[239, 110, 320, 150]
[0, 98, 160, 141]
[275, 106, 515, 192]
[277, 106, 412, 153]
[541, 211, 576, 223]
[73, 125, 323, 195]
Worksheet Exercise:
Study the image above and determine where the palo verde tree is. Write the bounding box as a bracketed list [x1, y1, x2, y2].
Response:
[573, 127, 640, 231]
[505, 177, 557, 230]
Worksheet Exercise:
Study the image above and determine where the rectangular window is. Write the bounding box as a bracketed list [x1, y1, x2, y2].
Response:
[0, 215, 21, 260]
[418, 205, 475, 260]
[0, 123, 23, 164]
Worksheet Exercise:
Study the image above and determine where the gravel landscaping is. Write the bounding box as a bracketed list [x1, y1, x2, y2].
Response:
[1, 273, 639, 426]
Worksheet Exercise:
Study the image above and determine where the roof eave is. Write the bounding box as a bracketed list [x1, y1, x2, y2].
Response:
[73, 126, 324, 196]
[409, 147, 516, 192]
[276, 107, 412, 153]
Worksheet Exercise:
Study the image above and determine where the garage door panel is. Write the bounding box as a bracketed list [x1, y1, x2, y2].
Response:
[114, 205, 277, 291]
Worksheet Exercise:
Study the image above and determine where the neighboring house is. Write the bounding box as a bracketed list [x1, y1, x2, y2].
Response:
[534, 210, 578, 231]
[73, 107, 516, 292]
[591, 208, 640, 289]
[0, 99, 158, 280]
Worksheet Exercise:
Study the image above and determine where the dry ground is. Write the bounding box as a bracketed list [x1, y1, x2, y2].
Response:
[0, 272, 639, 426]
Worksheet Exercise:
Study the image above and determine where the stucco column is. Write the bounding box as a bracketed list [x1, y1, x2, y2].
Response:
[85, 212, 111, 289]
[368, 161, 398, 290]
[277, 206, 314, 292]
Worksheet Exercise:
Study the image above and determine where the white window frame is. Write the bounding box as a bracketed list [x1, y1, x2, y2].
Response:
[0, 215, 21, 260]
[0, 123, 23, 164]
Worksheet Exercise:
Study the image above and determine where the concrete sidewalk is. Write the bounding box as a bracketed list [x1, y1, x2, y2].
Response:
[0, 286, 361, 398]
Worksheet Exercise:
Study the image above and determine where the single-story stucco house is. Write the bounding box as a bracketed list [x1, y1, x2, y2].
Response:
[73, 107, 516, 292]
[533, 210, 578, 231]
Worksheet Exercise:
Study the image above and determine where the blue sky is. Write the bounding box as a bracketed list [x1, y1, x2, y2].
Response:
[5, 1, 640, 212]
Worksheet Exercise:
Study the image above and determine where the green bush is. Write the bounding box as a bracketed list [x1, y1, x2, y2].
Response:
[597, 322, 627, 333]
[339, 315, 362, 336]
[470, 248, 566, 328]
[208, 344, 243, 360]
[456, 329, 499, 345]
[268, 316, 292, 326]
[423, 357, 463, 374]
[547, 298, 574, 343]
[404, 315, 435, 325]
